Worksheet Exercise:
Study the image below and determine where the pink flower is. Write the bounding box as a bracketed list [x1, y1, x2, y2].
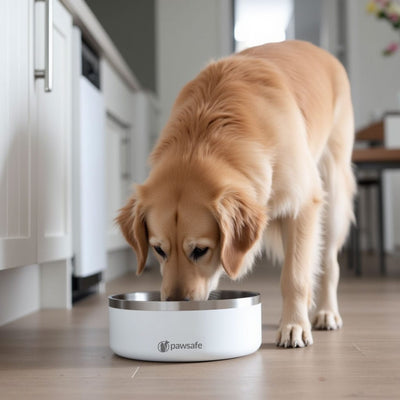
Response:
[389, 12, 400, 22]
[384, 41, 399, 55]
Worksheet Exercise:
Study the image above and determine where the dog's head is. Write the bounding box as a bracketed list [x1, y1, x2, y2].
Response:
[116, 162, 266, 301]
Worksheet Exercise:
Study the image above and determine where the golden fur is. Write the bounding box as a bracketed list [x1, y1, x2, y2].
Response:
[117, 41, 356, 348]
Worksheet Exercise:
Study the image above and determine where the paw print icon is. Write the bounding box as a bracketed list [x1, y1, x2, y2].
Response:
[158, 340, 170, 352]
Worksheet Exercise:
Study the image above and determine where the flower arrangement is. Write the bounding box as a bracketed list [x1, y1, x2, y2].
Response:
[367, 0, 400, 55]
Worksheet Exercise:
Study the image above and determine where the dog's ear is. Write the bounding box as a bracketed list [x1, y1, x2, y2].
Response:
[213, 189, 267, 279]
[115, 192, 148, 275]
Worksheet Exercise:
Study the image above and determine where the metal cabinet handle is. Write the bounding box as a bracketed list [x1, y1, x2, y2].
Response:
[35, 0, 53, 92]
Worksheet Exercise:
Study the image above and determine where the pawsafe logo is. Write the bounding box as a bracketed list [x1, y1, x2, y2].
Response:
[157, 340, 203, 353]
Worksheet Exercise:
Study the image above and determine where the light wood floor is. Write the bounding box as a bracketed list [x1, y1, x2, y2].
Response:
[1, 253, 400, 399]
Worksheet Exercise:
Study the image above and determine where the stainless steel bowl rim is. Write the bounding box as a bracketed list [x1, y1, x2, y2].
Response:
[108, 290, 260, 311]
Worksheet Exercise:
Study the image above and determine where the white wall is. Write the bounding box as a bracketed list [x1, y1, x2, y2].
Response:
[156, 0, 233, 128]
[293, 0, 322, 45]
[346, 1, 400, 130]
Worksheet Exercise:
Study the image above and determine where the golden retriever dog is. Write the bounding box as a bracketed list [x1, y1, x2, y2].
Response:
[117, 40, 356, 348]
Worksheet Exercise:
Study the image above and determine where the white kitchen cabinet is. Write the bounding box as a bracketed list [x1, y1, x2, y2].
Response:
[102, 60, 134, 251]
[132, 91, 160, 184]
[36, 0, 73, 263]
[0, 0, 147, 321]
[101, 60, 161, 253]
[105, 115, 131, 250]
[0, 0, 37, 269]
[102, 62, 160, 252]
[0, 0, 73, 269]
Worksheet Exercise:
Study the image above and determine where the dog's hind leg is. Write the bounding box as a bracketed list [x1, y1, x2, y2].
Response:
[313, 132, 356, 330]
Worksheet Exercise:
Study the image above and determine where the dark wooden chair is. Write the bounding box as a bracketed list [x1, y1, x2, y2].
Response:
[351, 118, 400, 275]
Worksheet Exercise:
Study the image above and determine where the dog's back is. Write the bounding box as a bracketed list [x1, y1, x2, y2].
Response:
[238, 40, 353, 162]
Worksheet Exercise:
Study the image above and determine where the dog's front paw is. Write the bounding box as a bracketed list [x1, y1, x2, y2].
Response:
[312, 310, 343, 330]
[276, 322, 313, 348]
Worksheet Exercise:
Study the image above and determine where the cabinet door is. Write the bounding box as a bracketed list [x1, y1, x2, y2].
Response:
[106, 116, 131, 250]
[0, 0, 36, 269]
[36, 0, 73, 263]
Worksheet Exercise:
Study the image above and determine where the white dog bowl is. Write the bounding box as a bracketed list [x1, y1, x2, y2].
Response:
[108, 290, 261, 362]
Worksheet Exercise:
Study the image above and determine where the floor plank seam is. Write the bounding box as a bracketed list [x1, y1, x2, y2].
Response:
[352, 343, 367, 357]
[131, 366, 140, 379]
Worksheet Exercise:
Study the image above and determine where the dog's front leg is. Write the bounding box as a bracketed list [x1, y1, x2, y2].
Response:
[276, 196, 322, 348]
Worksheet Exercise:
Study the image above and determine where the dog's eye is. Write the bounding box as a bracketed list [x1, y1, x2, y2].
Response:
[153, 246, 167, 259]
[191, 247, 209, 261]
